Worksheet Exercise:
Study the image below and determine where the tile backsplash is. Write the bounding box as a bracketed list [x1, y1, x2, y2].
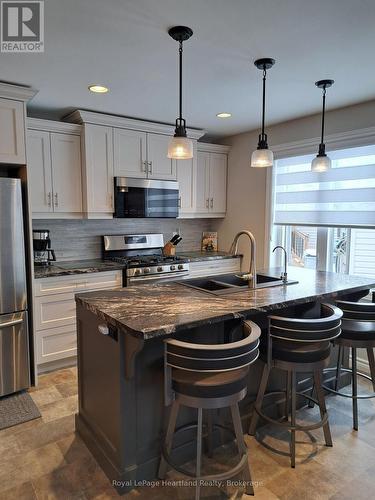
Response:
[32, 219, 221, 261]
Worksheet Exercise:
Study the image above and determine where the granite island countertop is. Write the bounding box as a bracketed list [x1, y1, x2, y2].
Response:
[75, 267, 375, 340]
[34, 252, 240, 279]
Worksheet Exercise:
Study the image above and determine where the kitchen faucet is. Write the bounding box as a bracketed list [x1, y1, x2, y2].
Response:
[273, 245, 288, 284]
[229, 230, 257, 288]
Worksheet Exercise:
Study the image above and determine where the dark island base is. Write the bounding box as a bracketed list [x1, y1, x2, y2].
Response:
[75, 303, 347, 494]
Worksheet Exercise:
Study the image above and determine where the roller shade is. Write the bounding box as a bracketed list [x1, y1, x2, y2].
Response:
[274, 144, 375, 228]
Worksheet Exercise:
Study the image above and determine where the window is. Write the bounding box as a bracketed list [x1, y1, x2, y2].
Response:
[271, 145, 375, 277]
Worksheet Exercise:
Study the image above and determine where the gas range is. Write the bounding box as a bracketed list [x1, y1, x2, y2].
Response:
[102, 234, 190, 285]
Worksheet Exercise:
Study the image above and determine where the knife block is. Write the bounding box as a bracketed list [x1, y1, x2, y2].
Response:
[162, 242, 176, 257]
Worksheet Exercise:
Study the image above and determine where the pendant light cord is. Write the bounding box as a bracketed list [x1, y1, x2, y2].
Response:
[179, 40, 183, 123]
[261, 67, 267, 140]
[320, 86, 327, 146]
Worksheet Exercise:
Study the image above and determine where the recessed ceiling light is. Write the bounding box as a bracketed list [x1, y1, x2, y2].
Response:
[88, 85, 109, 94]
[216, 112, 232, 118]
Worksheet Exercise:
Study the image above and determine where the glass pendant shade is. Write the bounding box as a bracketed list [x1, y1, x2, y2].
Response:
[251, 147, 274, 168]
[167, 136, 194, 159]
[311, 153, 331, 172]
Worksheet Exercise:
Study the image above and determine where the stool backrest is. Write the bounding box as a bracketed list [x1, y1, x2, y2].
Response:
[336, 298, 375, 335]
[268, 304, 342, 362]
[165, 320, 261, 373]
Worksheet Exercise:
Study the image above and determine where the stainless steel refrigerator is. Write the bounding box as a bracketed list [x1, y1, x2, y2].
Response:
[0, 178, 30, 397]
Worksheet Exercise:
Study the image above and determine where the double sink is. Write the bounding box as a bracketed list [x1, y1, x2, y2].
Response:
[180, 273, 298, 296]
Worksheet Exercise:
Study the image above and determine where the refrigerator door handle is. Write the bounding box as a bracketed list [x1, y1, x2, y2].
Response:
[0, 318, 23, 328]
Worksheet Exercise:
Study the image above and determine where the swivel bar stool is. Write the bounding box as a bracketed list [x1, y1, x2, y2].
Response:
[321, 296, 375, 431]
[249, 303, 342, 468]
[158, 320, 261, 500]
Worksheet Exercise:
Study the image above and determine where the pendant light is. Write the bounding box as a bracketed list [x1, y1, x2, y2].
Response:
[311, 79, 334, 172]
[167, 26, 194, 159]
[251, 58, 275, 168]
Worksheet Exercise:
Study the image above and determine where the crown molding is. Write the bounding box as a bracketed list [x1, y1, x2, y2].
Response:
[27, 117, 82, 134]
[0, 82, 38, 101]
[272, 126, 375, 159]
[64, 109, 205, 140]
[197, 142, 230, 154]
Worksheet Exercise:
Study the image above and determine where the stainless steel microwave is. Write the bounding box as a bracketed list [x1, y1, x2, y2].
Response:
[114, 177, 179, 218]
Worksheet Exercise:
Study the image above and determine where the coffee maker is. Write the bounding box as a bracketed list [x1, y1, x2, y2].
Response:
[33, 229, 56, 266]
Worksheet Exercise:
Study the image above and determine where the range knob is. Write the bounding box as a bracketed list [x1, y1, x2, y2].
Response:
[144, 267, 151, 274]
[157, 266, 163, 272]
[178, 264, 184, 270]
[134, 269, 141, 275]
[170, 265, 176, 271]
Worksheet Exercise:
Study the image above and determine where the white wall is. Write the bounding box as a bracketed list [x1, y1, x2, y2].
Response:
[217, 99, 375, 269]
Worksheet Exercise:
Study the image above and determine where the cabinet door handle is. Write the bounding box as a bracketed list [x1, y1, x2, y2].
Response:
[148, 161, 152, 174]
[178, 196, 181, 208]
[206, 198, 209, 209]
[98, 324, 109, 336]
[47, 192, 51, 208]
[210, 198, 213, 209]
[141, 161, 147, 172]
[54, 193, 58, 207]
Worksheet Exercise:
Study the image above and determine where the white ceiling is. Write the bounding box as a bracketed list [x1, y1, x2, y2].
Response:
[2, 0, 375, 138]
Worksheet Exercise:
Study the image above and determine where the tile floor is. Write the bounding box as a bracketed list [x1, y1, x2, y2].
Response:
[0, 366, 374, 499]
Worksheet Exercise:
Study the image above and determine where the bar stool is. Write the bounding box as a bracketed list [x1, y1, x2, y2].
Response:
[321, 295, 375, 431]
[249, 303, 343, 468]
[158, 320, 261, 499]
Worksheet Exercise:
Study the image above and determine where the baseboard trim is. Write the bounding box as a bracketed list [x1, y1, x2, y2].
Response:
[37, 357, 77, 376]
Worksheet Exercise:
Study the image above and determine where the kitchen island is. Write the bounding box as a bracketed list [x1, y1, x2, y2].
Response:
[75, 268, 375, 492]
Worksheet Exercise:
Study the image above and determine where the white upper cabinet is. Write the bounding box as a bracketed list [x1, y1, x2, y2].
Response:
[195, 151, 210, 214]
[27, 120, 83, 218]
[0, 84, 37, 165]
[194, 146, 229, 218]
[147, 133, 176, 180]
[0, 98, 26, 164]
[176, 142, 197, 216]
[209, 152, 227, 215]
[50, 133, 82, 214]
[82, 124, 114, 217]
[113, 128, 147, 178]
[113, 130, 176, 181]
[28, 130, 52, 213]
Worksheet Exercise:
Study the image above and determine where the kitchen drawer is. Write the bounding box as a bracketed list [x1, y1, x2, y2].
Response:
[36, 325, 77, 364]
[188, 257, 241, 278]
[34, 270, 122, 296]
[34, 293, 76, 331]
[76, 271, 122, 291]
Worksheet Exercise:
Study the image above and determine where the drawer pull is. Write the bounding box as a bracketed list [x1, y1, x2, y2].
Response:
[98, 324, 109, 336]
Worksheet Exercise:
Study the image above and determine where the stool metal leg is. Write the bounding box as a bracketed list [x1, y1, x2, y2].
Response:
[366, 348, 375, 392]
[206, 410, 213, 458]
[195, 408, 203, 500]
[158, 400, 180, 479]
[313, 370, 332, 447]
[308, 377, 315, 408]
[285, 370, 291, 420]
[290, 371, 297, 468]
[249, 364, 270, 435]
[230, 403, 254, 496]
[352, 347, 359, 431]
[335, 345, 343, 392]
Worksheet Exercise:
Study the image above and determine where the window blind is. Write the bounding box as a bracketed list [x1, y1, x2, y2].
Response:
[274, 144, 375, 228]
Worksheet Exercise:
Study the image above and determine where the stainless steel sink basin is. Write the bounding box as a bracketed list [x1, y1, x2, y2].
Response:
[180, 273, 298, 295]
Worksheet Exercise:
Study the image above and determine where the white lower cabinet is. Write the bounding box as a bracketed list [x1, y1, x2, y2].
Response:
[34, 271, 122, 367]
[36, 325, 77, 365]
[188, 258, 241, 278]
